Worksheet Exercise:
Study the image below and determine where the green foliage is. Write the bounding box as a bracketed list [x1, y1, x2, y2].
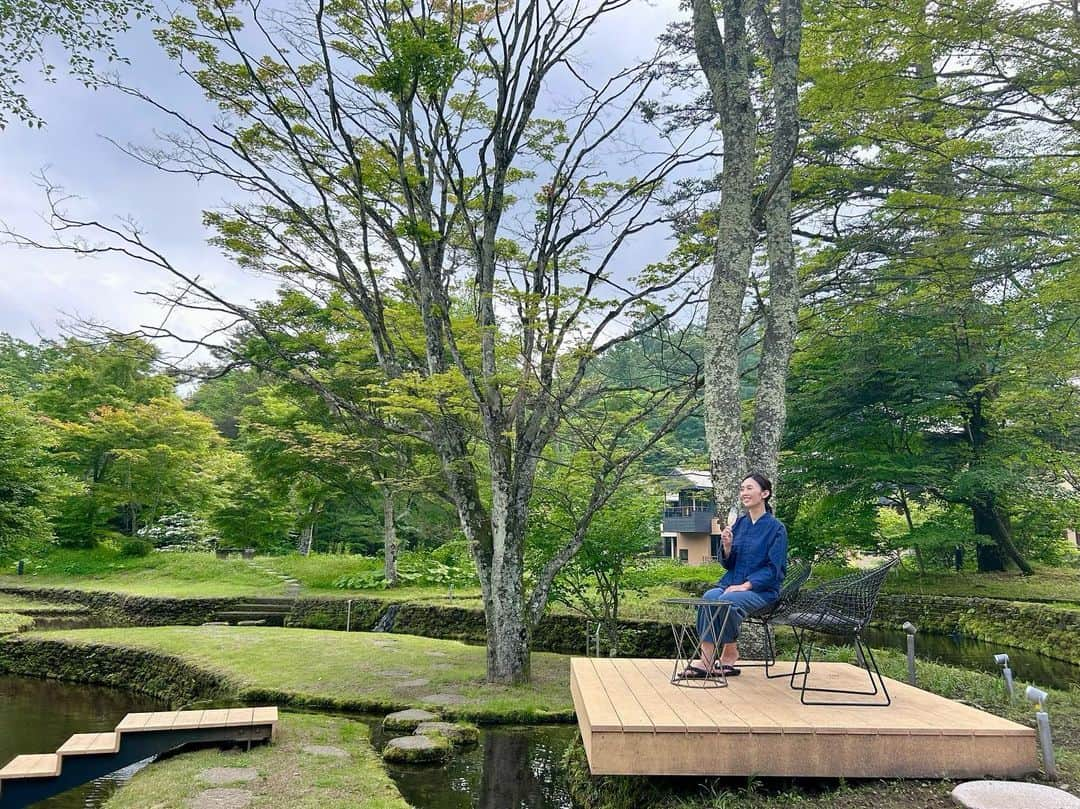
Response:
[207, 453, 293, 552]
[366, 19, 466, 101]
[0, 392, 75, 556]
[335, 545, 478, 593]
[119, 537, 152, 557]
[529, 476, 662, 654]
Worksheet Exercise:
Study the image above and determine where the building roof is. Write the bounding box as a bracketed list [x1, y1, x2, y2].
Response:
[664, 468, 713, 491]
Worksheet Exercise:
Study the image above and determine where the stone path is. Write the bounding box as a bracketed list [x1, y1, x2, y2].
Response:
[422, 693, 467, 706]
[382, 734, 449, 764]
[383, 708, 440, 731]
[951, 780, 1080, 809]
[197, 767, 258, 785]
[246, 561, 301, 597]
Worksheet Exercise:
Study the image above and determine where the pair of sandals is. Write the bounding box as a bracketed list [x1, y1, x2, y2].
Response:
[680, 660, 741, 679]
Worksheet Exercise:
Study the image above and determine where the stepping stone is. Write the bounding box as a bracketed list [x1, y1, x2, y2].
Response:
[398, 678, 430, 688]
[383, 708, 439, 731]
[198, 767, 259, 785]
[376, 669, 414, 678]
[428, 651, 448, 657]
[190, 788, 253, 809]
[415, 721, 479, 747]
[301, 744, 348, 758]
[382, 734, 450, 764]
[951, 781, 1080, 809]
[422, 693, 467, 706]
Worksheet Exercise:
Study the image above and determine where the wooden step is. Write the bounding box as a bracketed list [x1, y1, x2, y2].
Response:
[0, 754, 60, 779]
[0, 706, 279, 803]
[57, 732, 119, 756]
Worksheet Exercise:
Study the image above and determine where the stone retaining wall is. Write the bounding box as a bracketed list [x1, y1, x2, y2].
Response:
[0, 586, 239, 626]
[0, 636, 235, 706]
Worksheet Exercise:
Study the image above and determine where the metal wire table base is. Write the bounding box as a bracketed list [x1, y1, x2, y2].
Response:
[661, 597, 733, 688]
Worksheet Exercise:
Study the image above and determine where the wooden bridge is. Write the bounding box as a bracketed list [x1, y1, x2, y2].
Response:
[0, 707, 278, 809]
[571, 658, 1036, 778]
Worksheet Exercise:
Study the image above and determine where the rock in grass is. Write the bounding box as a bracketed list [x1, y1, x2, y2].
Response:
[382, 734, 450, 764]
[414, 721, 479, 748]
[197, 767, 259, 785]
[951, 780, 1080, 809]
[382, 708, 439, 732]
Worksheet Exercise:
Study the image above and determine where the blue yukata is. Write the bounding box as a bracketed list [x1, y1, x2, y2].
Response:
[697, 511, 788, 645]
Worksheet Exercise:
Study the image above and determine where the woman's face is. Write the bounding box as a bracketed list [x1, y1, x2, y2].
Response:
[740, 477, 769, 509]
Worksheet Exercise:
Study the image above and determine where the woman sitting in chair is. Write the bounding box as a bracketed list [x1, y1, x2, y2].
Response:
[683, 473, 788, 678]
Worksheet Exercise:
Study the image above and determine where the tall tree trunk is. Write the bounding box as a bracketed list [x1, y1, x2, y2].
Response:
[693, 0, 757, 507]
[297, 498, 321, 556]
[694, 0, 804, 504]
[972, 497, 1033, 575]
[746, 0, 802, 486]
[381, 487, 399, 586]
[480, 458, 530, 684]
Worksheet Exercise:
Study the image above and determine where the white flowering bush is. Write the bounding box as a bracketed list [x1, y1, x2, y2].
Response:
[137, 512, 220, 552]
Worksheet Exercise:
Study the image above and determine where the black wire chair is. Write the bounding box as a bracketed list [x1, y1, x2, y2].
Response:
[771, 558, 899, 706]
[738, 559, 812, 678]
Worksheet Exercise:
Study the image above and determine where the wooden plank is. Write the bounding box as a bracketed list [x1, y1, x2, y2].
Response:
[590, 659, 654, 732]
[57, 732, 118, 756]
[635, 659, 750, 733]
[141, 711, 183, 731]
[0, 754, 60, 779]
[225, 708, 255, 727]
[632, 658, 732, 732]
[250, 706, 279, 725]
[114, 712, 154, 732]
[199, 709, 232, 727]
[570, 658, 622, 732]
[622, 659, 704, 732]
[171, 710, 207, 730]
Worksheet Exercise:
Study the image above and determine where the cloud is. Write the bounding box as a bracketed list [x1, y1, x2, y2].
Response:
[0, 0, 688, 348]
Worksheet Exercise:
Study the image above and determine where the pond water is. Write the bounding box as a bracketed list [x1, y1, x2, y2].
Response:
[372, 723, 577, 809]
[0, 675, 163, 809]
[859, 628, 1080, 691]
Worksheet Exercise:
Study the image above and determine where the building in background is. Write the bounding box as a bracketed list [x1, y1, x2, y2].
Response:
[659, 469, 723, 565]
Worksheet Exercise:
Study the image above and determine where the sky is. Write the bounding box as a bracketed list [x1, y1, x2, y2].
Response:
[0, 1, 688, 355]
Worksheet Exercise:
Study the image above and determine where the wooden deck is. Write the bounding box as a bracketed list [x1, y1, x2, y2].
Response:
[571, 658, 1037, 778]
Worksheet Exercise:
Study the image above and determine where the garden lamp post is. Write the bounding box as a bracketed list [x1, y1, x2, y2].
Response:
[902, 621, 917, 685]
[994, 653, 1014, 698]
[1026, 685, 1057, 780]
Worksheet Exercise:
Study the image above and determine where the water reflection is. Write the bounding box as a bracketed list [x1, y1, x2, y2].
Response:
[0, 676, 163, 809]
[378, 725, 577, 809]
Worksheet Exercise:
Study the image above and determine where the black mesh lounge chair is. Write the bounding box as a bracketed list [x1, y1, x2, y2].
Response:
[739, 559, 812, 678]
[772, 558, 899, 706]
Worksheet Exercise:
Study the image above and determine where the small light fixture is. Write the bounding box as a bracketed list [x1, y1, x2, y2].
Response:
[993, 653, 1014, 698]
[1026, 685, 1057, 780]
[902, 621, 917, 685]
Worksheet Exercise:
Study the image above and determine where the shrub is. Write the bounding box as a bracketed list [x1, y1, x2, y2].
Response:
[119, 538, 153, 557]
[137, 512, 219, 552]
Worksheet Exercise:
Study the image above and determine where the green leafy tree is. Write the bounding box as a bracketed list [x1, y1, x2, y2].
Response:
[530, 479, 659, 657]
[0, 393, 76, 555]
